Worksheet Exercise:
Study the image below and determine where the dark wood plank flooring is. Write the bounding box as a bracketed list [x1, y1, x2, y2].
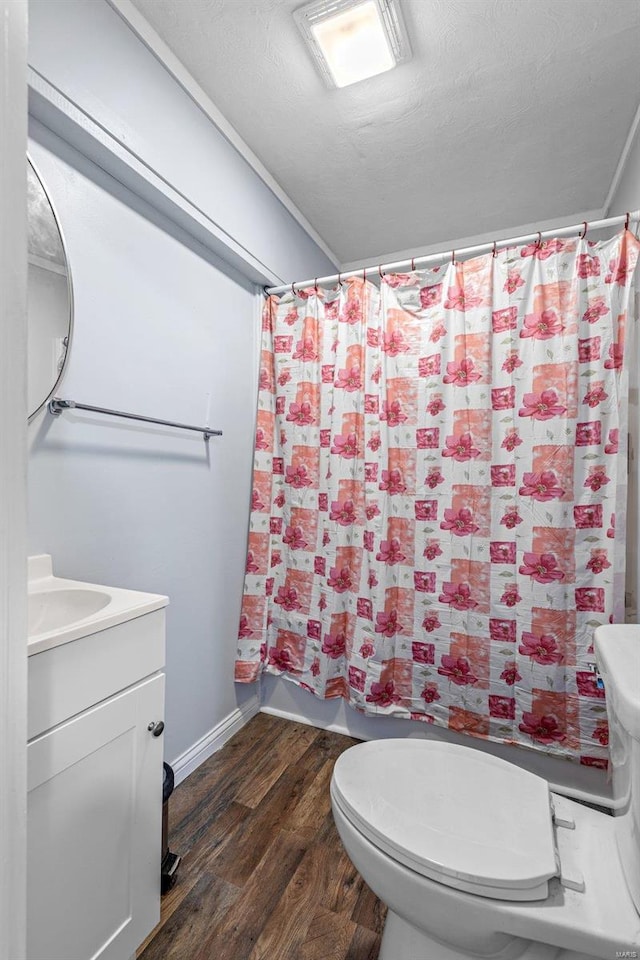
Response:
[139, 713, 386, 960]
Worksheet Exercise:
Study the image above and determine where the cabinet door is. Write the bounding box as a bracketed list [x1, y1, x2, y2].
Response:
[27, 673, 165, 960]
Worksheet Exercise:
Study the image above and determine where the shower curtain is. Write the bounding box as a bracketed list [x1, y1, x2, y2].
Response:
[237, 228, 639, 765]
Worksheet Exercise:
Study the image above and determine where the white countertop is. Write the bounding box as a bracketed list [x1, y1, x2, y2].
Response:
[28, 554, 169, 656]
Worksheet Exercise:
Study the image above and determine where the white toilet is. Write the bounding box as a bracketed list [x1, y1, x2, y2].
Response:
[330, 625, 640, 960]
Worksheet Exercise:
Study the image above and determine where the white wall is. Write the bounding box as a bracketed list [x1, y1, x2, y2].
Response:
[27, 125, 261, 765]
[26, 0, 336, 770]
[608, 122, 640, 620]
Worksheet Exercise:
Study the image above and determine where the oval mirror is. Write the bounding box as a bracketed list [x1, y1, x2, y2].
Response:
[27, 157, 73, 421]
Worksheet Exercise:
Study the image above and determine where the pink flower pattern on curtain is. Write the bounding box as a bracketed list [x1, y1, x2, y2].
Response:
[237, 230, 639, 765]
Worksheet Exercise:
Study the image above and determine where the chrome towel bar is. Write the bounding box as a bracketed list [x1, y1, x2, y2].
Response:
[48, 398, 222, 441]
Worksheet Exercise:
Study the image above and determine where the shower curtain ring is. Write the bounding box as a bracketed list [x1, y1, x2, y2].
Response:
[337, 271, 343, 288]
[492, 240, 498, 258]
[411, 257, 415, 271]
[363, 268, 367, 282]
[535, 231, 542, 249]
[314, 278, 319, 295]
[451, 249, 456, 265]
[378, 263, 385, 279]
[291, 283, 296, 297]
[580, 221, 588, 240]
[625, 212, 630, 231]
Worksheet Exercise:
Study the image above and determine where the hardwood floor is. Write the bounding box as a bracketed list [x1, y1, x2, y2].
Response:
[138, 713, 386, 960]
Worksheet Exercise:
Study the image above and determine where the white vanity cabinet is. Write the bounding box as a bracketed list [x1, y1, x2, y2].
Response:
[27, 608, 166, 960]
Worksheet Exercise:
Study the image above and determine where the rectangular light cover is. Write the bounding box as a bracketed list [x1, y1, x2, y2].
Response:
[295, 0, 411, 89]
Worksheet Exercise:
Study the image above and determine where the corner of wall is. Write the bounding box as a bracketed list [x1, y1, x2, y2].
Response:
[603, 100, 640, 216]
[106, 0, 340, 271]
[170, 693, 261, 787]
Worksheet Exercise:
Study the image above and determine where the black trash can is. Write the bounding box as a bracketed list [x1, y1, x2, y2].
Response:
[161, 762, 181, 893]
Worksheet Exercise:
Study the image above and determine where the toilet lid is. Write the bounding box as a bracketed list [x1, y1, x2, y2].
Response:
[332, 739, 558, 901]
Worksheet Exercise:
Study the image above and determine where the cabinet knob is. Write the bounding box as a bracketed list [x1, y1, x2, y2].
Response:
[147, 721, 165, 737]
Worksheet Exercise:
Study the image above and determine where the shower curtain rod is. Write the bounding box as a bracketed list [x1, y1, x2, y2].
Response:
[265, 208, 640, 296]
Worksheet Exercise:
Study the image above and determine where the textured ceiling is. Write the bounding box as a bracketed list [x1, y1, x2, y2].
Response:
[130, 0, 640, 265]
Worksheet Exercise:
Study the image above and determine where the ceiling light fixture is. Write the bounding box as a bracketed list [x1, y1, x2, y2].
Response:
[294, 0, 411, 89]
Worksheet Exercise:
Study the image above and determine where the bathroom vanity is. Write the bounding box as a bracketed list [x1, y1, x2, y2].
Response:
[27, 555, 168, 960]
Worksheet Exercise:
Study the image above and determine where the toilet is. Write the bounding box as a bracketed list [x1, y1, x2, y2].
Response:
[330, 625, 640, 960]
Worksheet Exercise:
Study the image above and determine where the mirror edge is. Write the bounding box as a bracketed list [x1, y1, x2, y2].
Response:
[27, 153, 75, 423]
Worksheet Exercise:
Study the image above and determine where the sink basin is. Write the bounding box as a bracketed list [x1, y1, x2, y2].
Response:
[27, 554, 169, 655]
[29, 588, 111, 637]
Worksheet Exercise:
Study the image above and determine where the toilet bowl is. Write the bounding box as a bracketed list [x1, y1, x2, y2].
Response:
[330, 625, 640, 960]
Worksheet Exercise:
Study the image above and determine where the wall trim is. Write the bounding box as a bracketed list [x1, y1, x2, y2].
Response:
[603, 98, 640, 215]
[259, 704, 614, 811]
[261, 702, 356, 741]
[28, 69, 282, 287]
[170, 695, 260, 787]
[107, 0, 340, 271]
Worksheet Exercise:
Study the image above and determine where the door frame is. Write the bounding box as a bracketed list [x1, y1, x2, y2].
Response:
[0, 1, 29, 957]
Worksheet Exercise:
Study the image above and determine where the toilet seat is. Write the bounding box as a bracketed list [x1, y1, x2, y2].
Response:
[331, 739, 559, 902]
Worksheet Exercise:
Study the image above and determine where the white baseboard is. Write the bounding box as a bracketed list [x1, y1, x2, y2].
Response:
[170, 695, 613, 810]
[260, 703, 355, 740]
[170, 695, 260, 787]
[259, 703, 613, 810]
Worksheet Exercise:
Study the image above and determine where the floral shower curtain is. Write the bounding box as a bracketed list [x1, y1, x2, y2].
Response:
[237, 229, 639, 765]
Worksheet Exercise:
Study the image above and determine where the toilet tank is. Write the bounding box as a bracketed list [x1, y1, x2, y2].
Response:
[594, 624, 640, 916]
